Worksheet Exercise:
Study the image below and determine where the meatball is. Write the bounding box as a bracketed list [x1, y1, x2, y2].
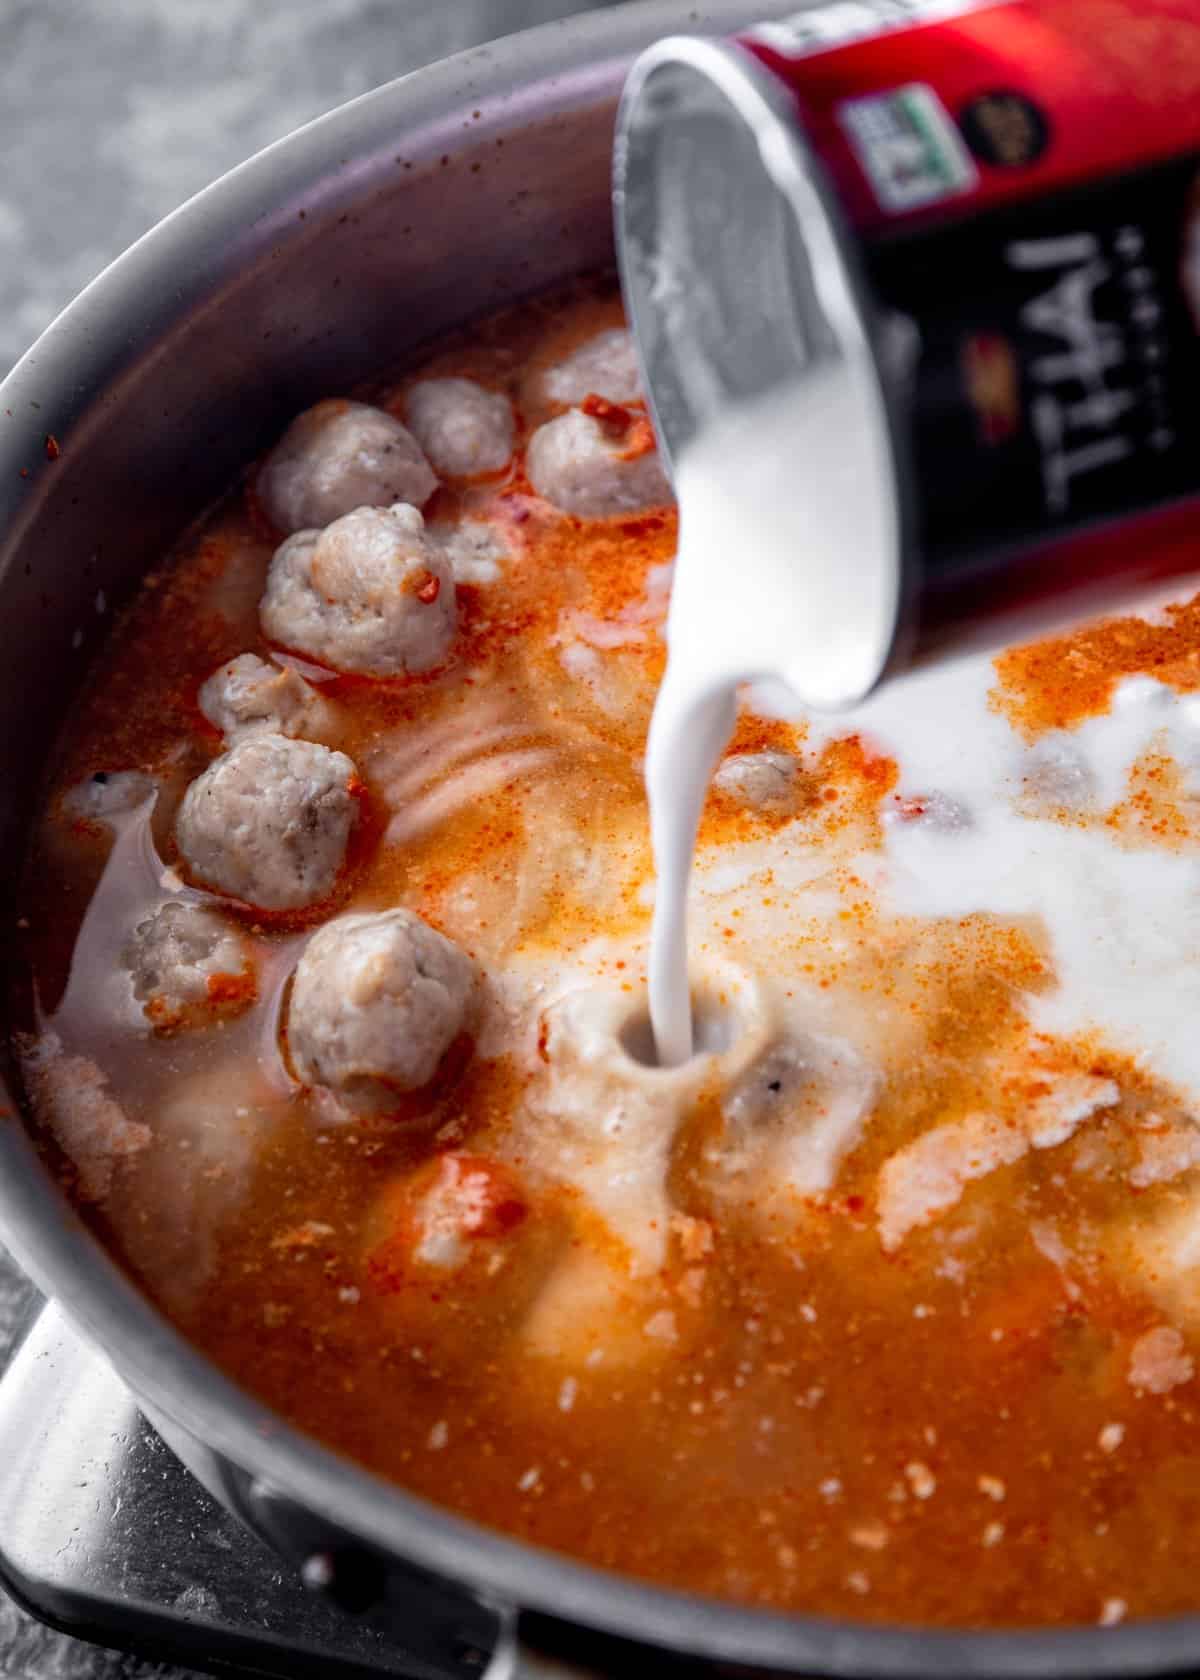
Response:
[175, 733, 358, 910]
[124, 901, 256, 1031]
[257, 400, 437, 534]
[198, 653, 333, 742]
[288, 908, 475, 1112]
[541, 327, 642, 406]
[259, 503, 456, 676]
[713, 751, 801, 810]
[526, 408, 672, 518]
[404, 378, 514, 478]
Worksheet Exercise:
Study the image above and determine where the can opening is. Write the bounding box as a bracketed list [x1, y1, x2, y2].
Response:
[615, 50, 842, 461]
[613, 36, 908, 708]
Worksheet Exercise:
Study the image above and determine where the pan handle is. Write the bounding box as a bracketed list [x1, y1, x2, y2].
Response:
[486, 1613, 613, 1680]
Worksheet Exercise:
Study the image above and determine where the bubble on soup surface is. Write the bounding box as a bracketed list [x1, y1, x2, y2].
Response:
[124, 900, 256, 1032]
[197, 653, 333, 743]
[257, 399, 436, 533]
[260, 503, 456, 677]
[175, 732, 359, 911]
[405, 378, 514, 478]
[526, 408, 672, 518]
[17, 1030, 150, 1202]
[540, 328, 642, 406]
[287, 908, 475, 1113]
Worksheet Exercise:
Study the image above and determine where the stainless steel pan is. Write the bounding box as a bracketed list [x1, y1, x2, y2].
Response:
[0, 5, 1196, 1674]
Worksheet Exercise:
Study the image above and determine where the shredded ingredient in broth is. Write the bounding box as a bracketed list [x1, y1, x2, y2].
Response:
[14, 276, 1200, 1630]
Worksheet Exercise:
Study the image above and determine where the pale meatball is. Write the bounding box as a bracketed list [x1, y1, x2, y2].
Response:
[542, 328, 642, 406]
[405, 378, 514, 478]
[260, 503, 456, 677]
[198, 653, 333, 743]
[526, 409, 672, 518]
[258, 400, 437, 534]
[288, 908, 474, 1112]
[124, 901, 256, 1031]
[175, 733, 358, 910]
[713, 751, 801, 809]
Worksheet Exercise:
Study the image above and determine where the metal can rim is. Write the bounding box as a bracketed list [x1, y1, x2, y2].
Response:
[613, 32, 919, 705]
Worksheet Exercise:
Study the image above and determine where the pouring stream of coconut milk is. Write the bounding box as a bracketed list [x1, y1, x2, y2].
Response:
[645, 370, 898, 1064]
[618, 42, 902, 1065]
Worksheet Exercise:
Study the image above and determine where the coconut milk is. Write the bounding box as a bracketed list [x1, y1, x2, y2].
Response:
[646, 371, 897, 1064]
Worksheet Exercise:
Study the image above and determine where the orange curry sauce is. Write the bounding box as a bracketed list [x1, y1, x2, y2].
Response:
[14, 278, 1200, 1630]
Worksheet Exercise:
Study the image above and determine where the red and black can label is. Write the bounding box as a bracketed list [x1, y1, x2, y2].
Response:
[869, 154, 1200, 578]
[745, 0, 1200, 609]
[618, 0, 1200, 661]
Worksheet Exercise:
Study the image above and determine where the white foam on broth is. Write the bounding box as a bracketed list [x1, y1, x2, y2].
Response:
[797, 661, 1200, 1103]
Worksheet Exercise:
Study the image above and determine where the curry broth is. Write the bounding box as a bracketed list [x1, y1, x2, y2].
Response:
[13, 277, 1200, 1629]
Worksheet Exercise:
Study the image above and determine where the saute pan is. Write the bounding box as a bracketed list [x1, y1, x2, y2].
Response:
[1, 4, 1197, 1674]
